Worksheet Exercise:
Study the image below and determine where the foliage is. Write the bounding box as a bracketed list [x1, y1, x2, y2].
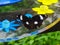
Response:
[0, 31, 59, 45]
[0, 0, 34, 12]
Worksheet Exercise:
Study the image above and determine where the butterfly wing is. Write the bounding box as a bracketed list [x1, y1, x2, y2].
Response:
[32, 15, 43, 28]
[19, 15, 34, 29]
[33, 15, 47, 27]
[17, 14, 47, 30]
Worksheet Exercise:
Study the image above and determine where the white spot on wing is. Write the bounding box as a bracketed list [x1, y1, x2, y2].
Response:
[34, 21, 38, 24]
[39, 15, 43, 20]
[26, 21, 29, 25]
[20, 15, 23, 20]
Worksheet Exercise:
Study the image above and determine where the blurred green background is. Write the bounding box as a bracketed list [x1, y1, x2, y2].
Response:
[0, 0, 35, 12]
[0, 31, 60, 45]
[0, 0, 60, 45]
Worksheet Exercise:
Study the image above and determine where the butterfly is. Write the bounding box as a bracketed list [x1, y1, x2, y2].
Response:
[17, 13, 47, 30]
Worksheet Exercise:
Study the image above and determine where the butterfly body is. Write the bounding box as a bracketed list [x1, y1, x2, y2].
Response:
[17, 14, 47, 29]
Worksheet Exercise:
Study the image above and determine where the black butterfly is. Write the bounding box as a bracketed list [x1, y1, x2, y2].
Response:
[17, 13, 47, 29]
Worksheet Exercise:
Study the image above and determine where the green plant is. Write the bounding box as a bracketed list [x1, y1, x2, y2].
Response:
[0, 0, 34, 12]
[0, 31, 58, 45]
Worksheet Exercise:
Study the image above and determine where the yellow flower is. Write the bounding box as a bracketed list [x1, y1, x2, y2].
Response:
[32, 5, 54, 14]
[37, 0, 58, 5]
